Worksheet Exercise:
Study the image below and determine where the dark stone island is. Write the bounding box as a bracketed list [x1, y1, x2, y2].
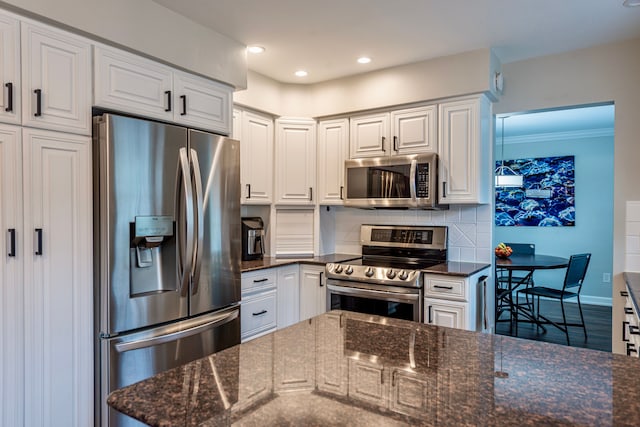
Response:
[108, 311, 640, 426]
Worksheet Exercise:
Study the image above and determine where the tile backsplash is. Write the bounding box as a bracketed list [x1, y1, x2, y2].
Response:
[625, 201, 640, 271]
[321, 205, 493, 264]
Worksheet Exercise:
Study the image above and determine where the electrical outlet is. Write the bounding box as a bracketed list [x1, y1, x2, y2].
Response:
[603, 273, 611, 283]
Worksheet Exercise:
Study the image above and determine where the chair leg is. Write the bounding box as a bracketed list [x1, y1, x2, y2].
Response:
[560, 299, 570, 346]
[577, 295, 588, 341]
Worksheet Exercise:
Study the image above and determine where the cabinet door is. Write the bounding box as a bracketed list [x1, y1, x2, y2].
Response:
[389, 369, 436, 419]
[173, 70, 231, 135]
[241, 110, 273, 204]
[317, 118, 348, 204]
[276, 265, 300, 328]
[349, 112, 389, 158]
[316, 312, 347, 395]
[391, 105, 437, 155]
[21, 21, 91, 135]
[0, 12, 20, 125]
[348, 358, 389, 407]
[22, 128, 92, 427]
[274, 319, 315, 392]
[425, 299, 466, 329]
[93, 44, 173, 122]
[299, 264, 326, 321]
[0, 124, 23, 427]
[275, 118, 316, 205]
[438, 96, 490, 204]
[235, 334, 274, 412]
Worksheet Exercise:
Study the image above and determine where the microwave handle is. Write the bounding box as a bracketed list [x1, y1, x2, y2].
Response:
[409, 160, 417, 200]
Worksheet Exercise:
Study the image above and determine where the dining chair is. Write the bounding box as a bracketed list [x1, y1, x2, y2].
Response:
[516, 253, 591, 346]
[496, 243, 536, 321]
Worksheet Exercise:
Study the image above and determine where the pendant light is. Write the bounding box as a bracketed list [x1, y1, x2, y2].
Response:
[495, 116, 523, 187]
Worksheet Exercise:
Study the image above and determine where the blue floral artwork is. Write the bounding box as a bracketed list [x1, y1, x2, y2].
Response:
[495, 155, 575, 227]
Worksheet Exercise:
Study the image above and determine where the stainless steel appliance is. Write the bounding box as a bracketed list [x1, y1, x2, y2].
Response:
[93, 113, 241, 427]
[325, 224, 447, 322]
[241, 217, 265, 261]
[343, 153, 447, 209]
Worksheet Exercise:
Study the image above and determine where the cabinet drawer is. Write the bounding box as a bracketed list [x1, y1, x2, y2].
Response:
[241, 269, 277, 294]
[241, 290, 277, 340]
[424, 277, 467, 301]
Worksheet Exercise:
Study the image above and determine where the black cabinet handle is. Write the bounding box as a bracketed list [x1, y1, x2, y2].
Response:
[627, 342, 637, 356]
[253, 278, 268, 283]
[246, 184, 251, 199]
[309, 187, 313, 202]
[164, 91, 172, 112]
[621, 291, 629, 297]
[428, 305, 432, 323]
[623, 321, 630, 342]
[5, 82, 13, 112]
[34, 89, 42, 117]
[34, 228, 43, 255]
[252, 310, 267, 316]
[319, 271, 324, 287]
[625, 307, 634, 315]
[381, 136, 386, 153]
[442, 181, 447, 198]
[7, 229, 16, 257]
[434, 285, 453, 290]
[630, 325, 640, 335]
[393, 136, 398, 152]
[340, 186, 344, 200]
[180, 95, 186, 116]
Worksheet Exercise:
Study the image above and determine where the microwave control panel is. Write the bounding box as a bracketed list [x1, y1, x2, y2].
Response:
[416, 163, 430, 198]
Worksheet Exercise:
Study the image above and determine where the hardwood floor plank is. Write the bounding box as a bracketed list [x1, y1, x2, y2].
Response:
[496, 300, 612, 352]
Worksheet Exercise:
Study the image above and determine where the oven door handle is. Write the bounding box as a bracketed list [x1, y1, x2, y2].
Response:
[327, 283, 420, 303]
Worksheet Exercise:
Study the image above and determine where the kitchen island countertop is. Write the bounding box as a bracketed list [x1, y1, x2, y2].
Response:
[108, 310, 640, 426]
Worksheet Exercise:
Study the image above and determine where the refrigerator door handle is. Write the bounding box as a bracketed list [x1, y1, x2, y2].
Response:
[114, 308, 239, 353]
[189, 148, 205, 295]
[176, 147, 195, 297]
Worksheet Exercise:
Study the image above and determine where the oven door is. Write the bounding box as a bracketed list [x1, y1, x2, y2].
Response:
[326, 280, 422, 322]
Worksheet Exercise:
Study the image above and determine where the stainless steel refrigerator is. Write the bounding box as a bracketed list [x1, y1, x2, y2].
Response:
[93, 113, 241, 427]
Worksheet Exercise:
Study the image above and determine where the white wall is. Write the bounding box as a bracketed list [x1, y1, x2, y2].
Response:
[0, 0, 247, 89]
[495, 37, 640, 353]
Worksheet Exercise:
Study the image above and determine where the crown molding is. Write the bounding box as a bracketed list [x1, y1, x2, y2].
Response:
[504, 128, 614, 145]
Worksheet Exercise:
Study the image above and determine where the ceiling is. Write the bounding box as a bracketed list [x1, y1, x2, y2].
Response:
[153, 0, 640, 85]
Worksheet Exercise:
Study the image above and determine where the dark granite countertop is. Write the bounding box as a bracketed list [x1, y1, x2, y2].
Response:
[241, 253, 361, 272]
[108, 310, 640, 426]
[423, 261, 491, 277]
[624, 272, 640, 314]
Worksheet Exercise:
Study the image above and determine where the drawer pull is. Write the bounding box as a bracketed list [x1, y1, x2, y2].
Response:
[253, 278, 268, 283]
[623, 321, 630, 342]
[627, 342, 637, 356]
[625, 307, 634, 315]
[434, 285, 454, 290]
[252, 310, 267, 316]
[630, 325, 640, 335]
[621, 291, 629, 297]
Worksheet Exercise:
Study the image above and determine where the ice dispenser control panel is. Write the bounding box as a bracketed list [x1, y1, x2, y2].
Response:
[132, 216, 174, 268]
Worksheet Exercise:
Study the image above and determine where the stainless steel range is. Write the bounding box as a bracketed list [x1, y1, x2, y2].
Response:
[326, 224, 447, 322]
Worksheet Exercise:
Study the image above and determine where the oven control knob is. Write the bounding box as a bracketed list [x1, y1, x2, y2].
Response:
[335, 265, 344, 274]
[365, 267, 374, 277]
[345, 266, 354, 275]
[386, 269, 396, 279]
[399, 270, 409, 280]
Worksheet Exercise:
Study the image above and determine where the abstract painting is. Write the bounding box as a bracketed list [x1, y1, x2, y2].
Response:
[495, 155, 575, 227]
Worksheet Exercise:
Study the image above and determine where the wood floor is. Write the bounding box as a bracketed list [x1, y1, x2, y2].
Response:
[496, 299, 612, 352]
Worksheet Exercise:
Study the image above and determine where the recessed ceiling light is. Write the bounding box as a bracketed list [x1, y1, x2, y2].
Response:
[357, 57, 372, 64]
[295, 70, 308, 77]
[247, 46, 265, 54]
[623, 0, 640, 6]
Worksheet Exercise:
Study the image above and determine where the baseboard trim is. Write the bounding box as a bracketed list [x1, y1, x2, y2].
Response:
[526, 295, 612, 307]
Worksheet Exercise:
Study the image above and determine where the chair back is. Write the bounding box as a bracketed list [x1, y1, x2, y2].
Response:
[504, 243, 535, 255]
[562, 253, 591, 292]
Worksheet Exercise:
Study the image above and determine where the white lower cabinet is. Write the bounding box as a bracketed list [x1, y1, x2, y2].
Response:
[348, 358, 389, 407]
[423, 270, 491, 331]
[274, 318, 315, 393]
[0, 126, 93, 427]
[315, 312, 347, 395]
[234, 333, 274, 413]
[277, 264, 300, 328]
[299, 264, 326, 321]
[241, 269, 277, 342]
[623, 285, 640, 357]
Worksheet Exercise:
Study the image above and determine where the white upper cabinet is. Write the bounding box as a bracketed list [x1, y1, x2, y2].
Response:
[236, 108, 274, 204]
[172, 70, 231, 135]
[438, 95, 490, 204]
[94, 44, 232, 135]
[275, 117, 317, 205]
[391, 105, 437, 155]
[21, 21, 91, 136]
[317, 118, 348, 205]
[0, 12, 20, 125]
[349, 112, 390, 158]
[93, 44, 173, 122]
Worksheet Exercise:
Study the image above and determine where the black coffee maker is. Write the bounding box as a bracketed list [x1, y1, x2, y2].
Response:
[241, 217, 265, 261]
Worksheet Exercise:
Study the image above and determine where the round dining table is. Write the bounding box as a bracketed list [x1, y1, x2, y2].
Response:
[495, 254, 569, 334]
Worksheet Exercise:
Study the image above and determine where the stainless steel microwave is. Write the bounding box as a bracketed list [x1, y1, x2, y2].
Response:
[344, 153, 447, 209]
